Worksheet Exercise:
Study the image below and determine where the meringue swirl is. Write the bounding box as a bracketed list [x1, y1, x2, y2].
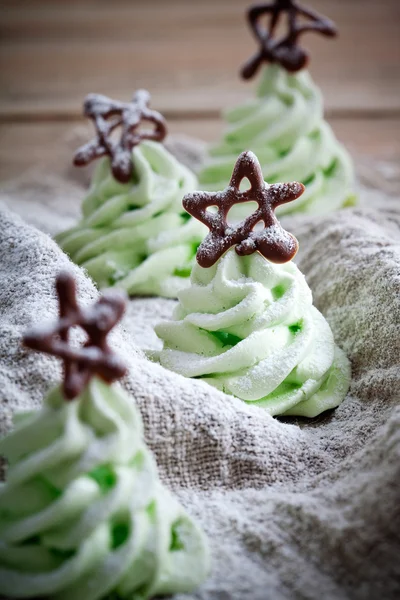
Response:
[56, 141, 206, 298]
[199, 65, 356, 216]
[0, 378, 209, 599]
[155, 249, 350, 417]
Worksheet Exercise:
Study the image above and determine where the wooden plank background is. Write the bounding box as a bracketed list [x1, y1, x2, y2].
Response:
[0, 0, 399, 181]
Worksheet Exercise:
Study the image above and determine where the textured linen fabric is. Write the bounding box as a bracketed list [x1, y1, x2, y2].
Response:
[0, 137, 399, 599]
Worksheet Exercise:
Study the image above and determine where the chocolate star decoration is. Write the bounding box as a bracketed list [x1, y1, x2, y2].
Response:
[183, 151, 303, 268]
[73, 89, 167, 183]
[241, 0, 337, 78]
[23, 273, 128, 400]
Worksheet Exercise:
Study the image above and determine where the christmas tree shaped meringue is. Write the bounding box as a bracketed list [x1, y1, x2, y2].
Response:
[199, 0, 356, 216]
[0, 273, 209, 600]
[156, 151, 351, 417]
[56, 90, 206, 298]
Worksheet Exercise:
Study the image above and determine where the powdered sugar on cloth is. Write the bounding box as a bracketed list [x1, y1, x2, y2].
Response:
[0, 136, 399, 600]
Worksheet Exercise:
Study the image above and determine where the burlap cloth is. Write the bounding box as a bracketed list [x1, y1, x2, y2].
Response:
[0, 133, 399, 599]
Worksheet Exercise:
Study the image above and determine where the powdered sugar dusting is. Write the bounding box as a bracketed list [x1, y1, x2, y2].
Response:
[183, 152, 302, 267]
[1, 140, 400, 600]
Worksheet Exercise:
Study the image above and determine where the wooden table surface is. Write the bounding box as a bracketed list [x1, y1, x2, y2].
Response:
[0, 0, 399, 182]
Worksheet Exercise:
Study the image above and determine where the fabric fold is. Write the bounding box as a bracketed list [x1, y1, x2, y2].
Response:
[1, 142, 399, 599]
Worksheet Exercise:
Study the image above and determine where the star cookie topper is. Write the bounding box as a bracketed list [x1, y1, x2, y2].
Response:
[241, 0, 337, 78]
[183, 151, 303, 268]
[73, 89, 167, 184]
[23, 273, 128, 400]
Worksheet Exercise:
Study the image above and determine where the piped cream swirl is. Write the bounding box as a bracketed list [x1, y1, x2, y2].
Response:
[56, 141, 206, 298]
[0, 378, 209, 599]
[199, 65, 356, 215]
[155, 249, 350, 417]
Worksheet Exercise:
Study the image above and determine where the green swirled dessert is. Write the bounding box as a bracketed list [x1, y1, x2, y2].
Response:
[56, 90, 205, 298]
[199, 1, 356, 215]
[0, 274, 209, 600]
[155, 151, 351, 417]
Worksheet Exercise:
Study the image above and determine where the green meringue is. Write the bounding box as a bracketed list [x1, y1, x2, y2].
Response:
[155, 248, 350, 417]
[199, 65, 356, 216]
[0, 378, 209, 599]
[56, 141, 206, 298]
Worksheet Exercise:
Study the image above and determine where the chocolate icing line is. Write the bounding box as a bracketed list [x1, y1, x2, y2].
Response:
[23, 273, 128, 400]
[74, 89, 167, 183]
[183, 151, 303, 268]
[241, 0, 337, 77]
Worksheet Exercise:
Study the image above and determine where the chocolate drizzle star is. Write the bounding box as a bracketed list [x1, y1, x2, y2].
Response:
[183, 151, 303, 268]
[73, 89, 167, 183]
[241, 0, 337, 77]
[23, 273, 128, 400]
